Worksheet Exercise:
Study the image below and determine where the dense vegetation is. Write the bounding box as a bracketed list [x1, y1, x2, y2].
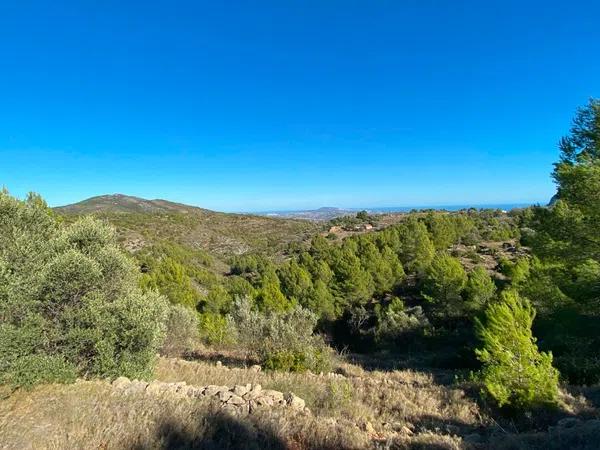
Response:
[0, 193, 168, 386]
[519, 98, 600, 385]
[2, 100, 599, 426]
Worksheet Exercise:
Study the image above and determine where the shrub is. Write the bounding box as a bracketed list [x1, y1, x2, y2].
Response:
[0, 355, 77, 388]
[160, 304, 200, 357]
[375, 297, 430, 342]
[140, 256, 199, 309]
[263, 346, 331, 373]
[228, 297, 332, 372]
[0, 191, 169, 387]
[475, 290, 559, 410]
[198, 312, 236, 346]
[320, 380, 354, 414]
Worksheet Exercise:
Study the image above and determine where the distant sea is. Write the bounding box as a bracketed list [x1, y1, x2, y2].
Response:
[360, 203, 539, 213]
[256, 202, 540, 216]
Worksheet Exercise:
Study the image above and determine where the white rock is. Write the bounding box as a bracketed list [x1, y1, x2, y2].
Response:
[218, 390, 234, 402]
[203, 385, 226, 397]
[232, 385, 250, 397]
[227, 394, 246, 406]
[256, 395, 274, 407]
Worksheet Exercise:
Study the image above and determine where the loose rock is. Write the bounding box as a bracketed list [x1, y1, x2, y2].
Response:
[227, 394, 246, 406]
[232, 384, 251, 397]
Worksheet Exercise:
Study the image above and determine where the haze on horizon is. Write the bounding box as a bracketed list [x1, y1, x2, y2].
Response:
[1, 1, 599, 212]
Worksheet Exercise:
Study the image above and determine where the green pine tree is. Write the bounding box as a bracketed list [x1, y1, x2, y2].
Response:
[464, 266, 496, 312]
[423, 252, 467, 316]
[475, 290, 559, 410]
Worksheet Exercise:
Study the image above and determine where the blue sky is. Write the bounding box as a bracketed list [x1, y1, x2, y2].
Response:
[1, 1, 599, 212]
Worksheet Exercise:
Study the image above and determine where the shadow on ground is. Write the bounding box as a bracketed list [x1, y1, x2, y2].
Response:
[130, 412, 287, 450]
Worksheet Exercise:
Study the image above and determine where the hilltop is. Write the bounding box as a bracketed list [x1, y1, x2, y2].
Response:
[55, 194, 322, 260]
[54, 193, 212, 215]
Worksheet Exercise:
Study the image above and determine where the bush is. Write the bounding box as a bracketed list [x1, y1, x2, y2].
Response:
[0, 355, 77, 388]
[160, 304, 200, 357]
[321, 380, 354, 414]
[140, 256, 199, 309]
[228, 297, 332, 373]
[0, 192, 169, 387]
[263, 348, 330, 373]
[475, 290, 559, 410]
[198, 312, 236, 346]
[375, 297, 430, 342]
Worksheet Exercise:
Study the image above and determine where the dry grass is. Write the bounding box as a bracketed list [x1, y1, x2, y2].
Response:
[1, 357, 599, 449]
[0, 380, 367, 450]
[155, 358, 481, 430]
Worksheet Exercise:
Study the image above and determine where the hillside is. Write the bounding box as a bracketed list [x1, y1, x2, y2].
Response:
[55, 194, 322, 260]
[54, 194, 209, 215]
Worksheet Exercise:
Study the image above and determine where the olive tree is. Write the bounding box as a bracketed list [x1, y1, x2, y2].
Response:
[0, 191, 168, 387]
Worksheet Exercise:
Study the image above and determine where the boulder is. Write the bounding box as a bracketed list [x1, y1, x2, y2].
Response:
[227, 394, 246, 406]
[146, 381, 169, 395]
[232, 384, 251, 397]
[218, 390, 234, 402]
[243, 384, 262, 400]
[179, 385, 201, 398]
[249, 365, 262, 372]
[203, 385, 227, 397]
[170, 382, 188, 394]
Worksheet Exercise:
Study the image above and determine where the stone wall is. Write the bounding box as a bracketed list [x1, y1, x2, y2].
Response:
[110, 377, 308, 414]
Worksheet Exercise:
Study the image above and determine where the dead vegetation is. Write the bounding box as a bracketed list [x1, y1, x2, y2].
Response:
[2, 356, 597, 449]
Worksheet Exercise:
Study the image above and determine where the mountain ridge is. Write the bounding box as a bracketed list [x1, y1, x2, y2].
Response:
[54, 194, 214, 215]
[53, 194, 322, 259]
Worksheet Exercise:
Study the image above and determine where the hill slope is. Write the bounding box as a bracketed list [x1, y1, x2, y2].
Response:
[55, 194, 322, 259]
[55, 193, 211, 215]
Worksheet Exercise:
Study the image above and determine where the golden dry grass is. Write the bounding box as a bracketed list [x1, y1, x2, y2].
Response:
[1, 357, 599, 449]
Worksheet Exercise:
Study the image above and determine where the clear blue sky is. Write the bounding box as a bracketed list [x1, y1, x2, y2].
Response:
[1, 1, 599, 212]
